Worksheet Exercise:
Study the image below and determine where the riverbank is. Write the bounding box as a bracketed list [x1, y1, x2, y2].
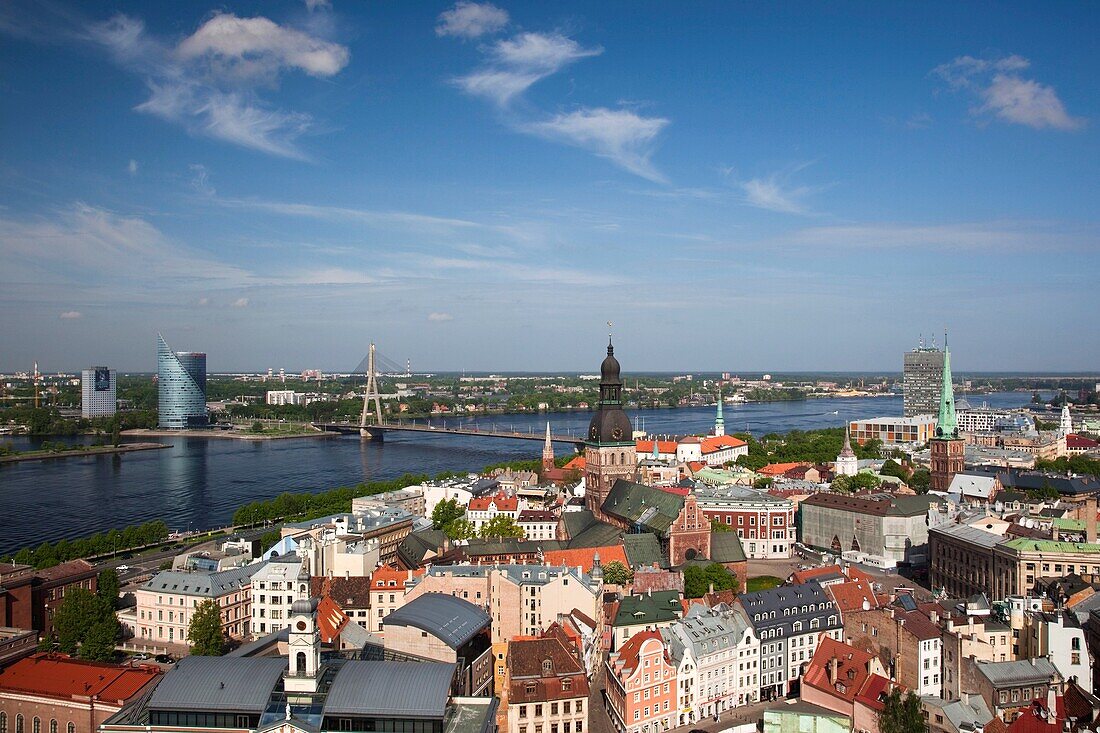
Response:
[122, 428, 340, 441]
[0, 442, 170, 464]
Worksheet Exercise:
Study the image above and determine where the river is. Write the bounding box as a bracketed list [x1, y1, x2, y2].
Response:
[0, 391, 1039, 556]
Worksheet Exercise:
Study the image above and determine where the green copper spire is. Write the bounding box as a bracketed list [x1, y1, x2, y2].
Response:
[715, 388, 724, 433]
[935, 333, 958, 439]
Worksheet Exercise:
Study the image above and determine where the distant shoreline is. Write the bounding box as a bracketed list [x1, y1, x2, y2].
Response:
[122, 428, 340, 441]
[0, 442, 170, 464]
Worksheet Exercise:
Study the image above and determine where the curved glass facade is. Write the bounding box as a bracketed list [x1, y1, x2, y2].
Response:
[157, 334, 208, 429]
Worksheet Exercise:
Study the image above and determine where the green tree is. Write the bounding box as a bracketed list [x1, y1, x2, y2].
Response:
[53, 588, 101, 654]
[187, 600, 226, 656]
[908, 469, 931, 494]
[601, 560, 633, 586]
[444, 518, 476, 540]
[711, 518, 733, 532]
[431, 499, 465, 530]
[684, 563, 737, 598]
[878, 688, 925, 733]
[478, 515, 525, 541]
[879, 460, 909, 480]
[753, 476, 773, 489]
[250, 421, 265, 433]
[80, 617, 119, 662]
[97, 569, 121, 611]
[831, 472, 882, 493]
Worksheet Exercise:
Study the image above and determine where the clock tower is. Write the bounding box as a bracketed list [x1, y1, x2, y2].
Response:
[930, 335, 965, 492]
[584, 337, 636, 522]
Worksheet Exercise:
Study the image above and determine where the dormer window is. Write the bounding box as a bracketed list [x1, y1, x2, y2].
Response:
[542, 659, 553, 674]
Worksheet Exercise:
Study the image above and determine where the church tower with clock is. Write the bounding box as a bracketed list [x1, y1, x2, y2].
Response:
[584, 337, 637, 521]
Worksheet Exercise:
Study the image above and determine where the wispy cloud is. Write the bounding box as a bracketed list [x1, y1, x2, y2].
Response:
[427, 312, 454, 322]
[219, 198, 490, 233]
[734, 163, 823, 215]
[85, 11, 350, 158]
[455, 32, 601, 107]
[436, 2, 508, 39]
[127, 159, 139, 175]
[932, 54, 1084, 131]
[59, 310, 83, 319]
[781, 221, 1092, 250]
[231, 297, 249, 308]
[524, 107, 669, 183]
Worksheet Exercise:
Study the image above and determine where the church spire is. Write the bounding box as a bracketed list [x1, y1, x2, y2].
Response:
[935, 332, 958, 439]
[715, 388, 725, 437]
[840, 424, 855, 457]
[542, 421, 555, 471]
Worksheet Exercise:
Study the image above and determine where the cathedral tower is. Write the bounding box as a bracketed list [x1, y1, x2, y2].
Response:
[930, 336, 965, 492]
[542, 421, 555, 472]
[584, 337, 636, 520]
[835, 424, 859, 477]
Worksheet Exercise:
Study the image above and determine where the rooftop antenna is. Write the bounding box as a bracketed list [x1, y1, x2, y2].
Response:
[33, 361, 40, 408]
[919, 333, 924, 349]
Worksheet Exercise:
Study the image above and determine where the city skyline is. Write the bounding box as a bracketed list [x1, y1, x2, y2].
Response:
[2, 1, 1098, 372]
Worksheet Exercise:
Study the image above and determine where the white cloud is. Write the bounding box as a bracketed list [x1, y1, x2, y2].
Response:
[176, 13, 349, 81]
[525, 107, 668, 182]
[436, 2, 508, 39]
[932, 54, 1083, 130]
[427, 312, 454, 322]
[232, 297, 250, 307]
[456, 32, 601, 106]
[304, 0, 332, 12]
[741, 177, 812, 215]
[59, 310, 83, 319]
[127, 159, 139, 175]
[781, 221, 1080, 250]
[87, 12, 349, 158]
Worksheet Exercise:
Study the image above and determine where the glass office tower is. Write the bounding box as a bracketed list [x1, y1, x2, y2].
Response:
[157, 334, 208, 429]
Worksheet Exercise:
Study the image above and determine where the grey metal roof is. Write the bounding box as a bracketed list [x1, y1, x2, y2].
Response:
[148, 657, 286, 713]
[143, 562, 264, 598]
[736, 581, 841, 635]
[324, 661, 453, 719]
[930, 523, 1004, 549]
[383, 593, 489, 649]
[921, 695, 994, 730]
[414, 563, 592, 587]
[975, 657, 1059, 687]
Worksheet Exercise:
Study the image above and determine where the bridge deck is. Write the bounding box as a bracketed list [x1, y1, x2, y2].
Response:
[313, 421, 586, 445]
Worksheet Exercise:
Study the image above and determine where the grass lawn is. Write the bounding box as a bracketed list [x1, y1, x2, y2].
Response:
[746, 575, 784, 592]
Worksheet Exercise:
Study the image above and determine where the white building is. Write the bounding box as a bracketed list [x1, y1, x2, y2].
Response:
[957, 407, 1016, 433]
[834, 427, 859, 476]
[517, 509, 557, 541]
[1021, 609, 1091, 692]
[663, 604, 760, 725]
[466, 491, 524, 531]
[81, 367, 116, 417]
[249, 556, 305, 638]
[266, 390, 302, 406]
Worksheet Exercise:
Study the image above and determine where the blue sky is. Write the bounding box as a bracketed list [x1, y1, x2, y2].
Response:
[1, 1, 1097, 373]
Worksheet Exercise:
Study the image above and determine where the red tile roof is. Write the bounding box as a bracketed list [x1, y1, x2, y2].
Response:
[701, 435, 748, 454]
[316, 594, 350, 644]
[563, 456, 586, 471]
[0, 654, 161, 703]
[1067, 434, 1099, 449]
[636, 440, 679, 455]
[369, 566, 424, 592]
[758, 462, 805, 476]
[827, 580, 889, 614]
[611, 629, 666, 678]
[1006, 698, 1064, 733]
[543, 545, 627, 572]
[468, 493, 519, 511]
[855, 674, 894, 712]
[803, 637, 876, 704]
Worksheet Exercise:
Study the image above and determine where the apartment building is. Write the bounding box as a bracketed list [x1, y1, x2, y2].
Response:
[605, 630, 677, 733]
[248, 556, 304, 638]
[695, 485, 795, 559]
[506, 633, 589, 733]
[843, 606, 943, 697]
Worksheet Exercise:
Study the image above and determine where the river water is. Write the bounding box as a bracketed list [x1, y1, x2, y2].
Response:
[0, 391, 1037, 555]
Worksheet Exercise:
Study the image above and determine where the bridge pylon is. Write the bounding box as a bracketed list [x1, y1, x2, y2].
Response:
[359, 343, 383, 440]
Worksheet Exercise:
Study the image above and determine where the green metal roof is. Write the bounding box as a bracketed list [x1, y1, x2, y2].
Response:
[622, 533, 666, 568]
[999, 538, 1100, 553]
[602, 479, 684, 534]
[708, 532, 747, 563]
[612, 590, 683, 627]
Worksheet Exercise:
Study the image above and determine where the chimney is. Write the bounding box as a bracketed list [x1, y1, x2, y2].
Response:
[1087, 496, 1097, 544]
[829, 657, 839, 684]
[1047, 686, 1057, 717]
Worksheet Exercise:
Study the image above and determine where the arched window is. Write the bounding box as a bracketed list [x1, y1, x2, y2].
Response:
[67, 724, 74, 733]
[15, 715, 23, 733]
[33, 717, 40, 733]
[296, 651, 306, 671]
[50, 721, 57, 733]
[1, 711, 7, 733]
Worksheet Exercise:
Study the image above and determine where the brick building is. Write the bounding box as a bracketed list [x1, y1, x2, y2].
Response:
[843, 605, 943, 697]
[696, 486, 796, 559]
[0, 654, 161, 733]
[0, 562, 98, 639]
[505, 633, 589, 733]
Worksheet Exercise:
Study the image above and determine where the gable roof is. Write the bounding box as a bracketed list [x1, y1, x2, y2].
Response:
[700, 435, 748, 454]
[759, 462, 804, 476]
[148, 657, 286, 713]
[543, 545, 627, 572]
[602, 479, 685, 533]
[611, 630, 667, 677]
[827, 580, 888, 615]
[623, 533, 667, 568]
[803, 637, 875, 703]
[142, 563, 261, 598]
[708, 532, 747, 564]
[613, 591, 683, 627]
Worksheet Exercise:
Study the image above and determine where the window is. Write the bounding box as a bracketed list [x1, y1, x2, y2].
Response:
[49, 722, 55, 733]
[67, 725, 74, 733]
[15, 715, 23, 733]
[32, 718, 39, 733]
[1, 712, 6, 733]
[519, 706, 527, 719]
[562, 678, 572, 691]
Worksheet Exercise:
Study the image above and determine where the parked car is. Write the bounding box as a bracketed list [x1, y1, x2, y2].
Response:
[132, 652, 150, 660]
[154, 654, 175, 664]
[116, 565, 130, 572]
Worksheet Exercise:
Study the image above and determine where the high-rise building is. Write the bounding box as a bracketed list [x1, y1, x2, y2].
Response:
[930, 338, 964, 492]
[157, 333, 207, 429]
[584, 337, 636, 521]
[81, 367, 116, 418]
[903, 343, 945, 417]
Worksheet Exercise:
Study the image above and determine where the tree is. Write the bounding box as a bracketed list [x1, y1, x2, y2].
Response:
[80, 617, 119, 662]
[908, 469, 931, 494]
[602, 560, 632, 586]
[188, 600, 226, 656]
[879, 459, 910, 480]
[53, 588, 101, 654]
[711, 518, 733, 532]
[878, 687, 924, 733]
[753, 476, 773, 489]
[478, 515, 525, 541]
[684, 563, 736, 598]
[831, 472, 882, 493]
[250, 421, 265, 433]
[97, 569, 120, 611]
[431, 499, 465, 530]
[444, 518, 477, 541]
